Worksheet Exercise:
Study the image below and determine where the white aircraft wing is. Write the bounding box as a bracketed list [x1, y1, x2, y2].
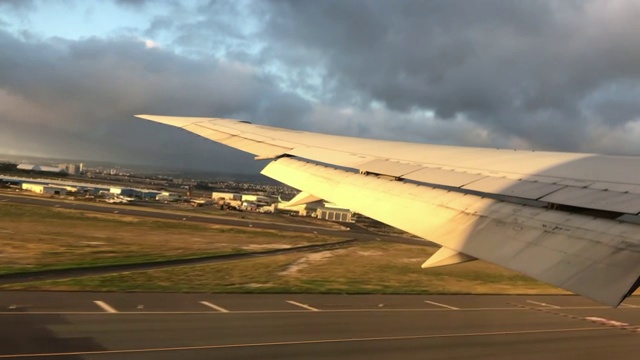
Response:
[137, 114, 640, 307]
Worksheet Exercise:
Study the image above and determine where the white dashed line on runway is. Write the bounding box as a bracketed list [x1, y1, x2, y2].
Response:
[199, 301, 230, 313]
[286, 300, 320, 311]
[526, 300, 560, 309]
[93, 301, 118, 313]
[424, 300, 459, 310]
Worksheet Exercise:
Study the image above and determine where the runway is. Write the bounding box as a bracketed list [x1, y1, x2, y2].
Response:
[1, 292, 639, 359]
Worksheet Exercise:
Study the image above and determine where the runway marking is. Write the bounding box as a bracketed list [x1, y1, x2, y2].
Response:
[93, 301, 118, 313]
[424, 300, 459, 310]
[0, 305, 617, 315]
[286, 300, 320, 311]
[526, 300, 560, 309]
[583, 315, 640, 333]
[0, 327, 613, 358]
[199, 301, 229, 313]
[585, 317, 628, 327]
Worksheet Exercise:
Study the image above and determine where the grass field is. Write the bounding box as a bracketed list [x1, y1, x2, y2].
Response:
[0, 200, 576, 295]
[0, 202, 344, 275]
[1, 240, 566, 295]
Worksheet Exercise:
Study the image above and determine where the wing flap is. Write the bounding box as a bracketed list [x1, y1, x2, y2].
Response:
[462, 177, 564, 199]
[540, 187, 640, 214]
[403, 167, 486, 187]
[359, 159, 423, 177]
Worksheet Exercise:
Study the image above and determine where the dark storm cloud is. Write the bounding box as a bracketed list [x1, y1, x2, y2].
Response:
[255, 0, 640, 153]
[0, 29, 310, 171]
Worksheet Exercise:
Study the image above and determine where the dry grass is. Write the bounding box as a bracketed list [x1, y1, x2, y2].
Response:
[3, 241, 568, 295]
[0, 202, 344, 274]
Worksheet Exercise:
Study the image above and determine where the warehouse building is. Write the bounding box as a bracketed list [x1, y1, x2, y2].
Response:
[156, 192, 182, 202]
[315, 206, 353, 223]
[110, 187, 139, 197]
[212, 192, 274, 204]
[21, 182, 67, 196]
[212, 192, 242, 201]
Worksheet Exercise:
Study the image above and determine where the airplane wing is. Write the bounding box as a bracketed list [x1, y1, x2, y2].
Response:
[136, 114, 640, 307]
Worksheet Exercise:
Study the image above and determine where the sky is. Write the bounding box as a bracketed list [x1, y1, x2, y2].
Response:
[2, 0, 640, 172]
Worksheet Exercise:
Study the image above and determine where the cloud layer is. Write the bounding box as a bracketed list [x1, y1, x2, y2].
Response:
[3, 0, 640, 172]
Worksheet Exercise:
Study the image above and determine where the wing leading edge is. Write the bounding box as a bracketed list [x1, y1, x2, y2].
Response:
[136, 114, 640, 307]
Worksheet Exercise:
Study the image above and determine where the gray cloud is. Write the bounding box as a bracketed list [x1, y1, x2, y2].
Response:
[0, 29, 310, 172]
[4, 0, 640, 175]
[255, 0, 640, 153]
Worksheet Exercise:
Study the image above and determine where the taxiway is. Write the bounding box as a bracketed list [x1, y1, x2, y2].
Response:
[1, 292, 638, 359]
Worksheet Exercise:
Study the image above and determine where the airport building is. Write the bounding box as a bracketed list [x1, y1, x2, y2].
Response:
[156, 192, 182, 202]
[109, 187, 162, 199]
[212, 192, 242, 201]
[276, 196, 354, 223]
[21, 183, 67, 196]
[212, 192, 275, 204]
[58, 163, 83, 175]
[109, 187, 139, 197]
[316, 206, 352, 222]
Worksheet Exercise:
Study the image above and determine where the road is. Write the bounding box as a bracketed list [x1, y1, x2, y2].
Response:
[0, 292, 639, 359]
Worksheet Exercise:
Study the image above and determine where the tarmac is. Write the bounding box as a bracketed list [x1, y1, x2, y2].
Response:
[1, 292, 639, 359]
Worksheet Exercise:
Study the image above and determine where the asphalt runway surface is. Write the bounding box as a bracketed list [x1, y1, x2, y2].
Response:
[1, 292, 639, 359]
